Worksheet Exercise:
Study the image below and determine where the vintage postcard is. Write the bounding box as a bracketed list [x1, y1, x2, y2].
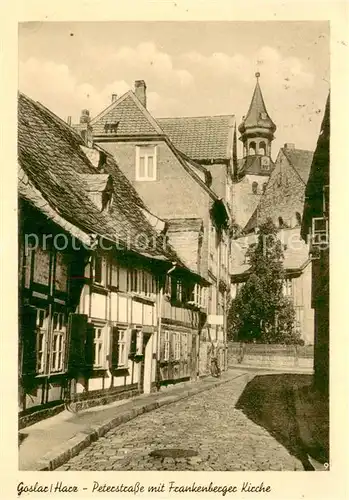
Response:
[1, 1, 348, 499]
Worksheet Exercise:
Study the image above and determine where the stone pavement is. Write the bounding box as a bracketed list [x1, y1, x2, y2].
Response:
[19, 370, 249, 471]
[58, 374, 304, 471]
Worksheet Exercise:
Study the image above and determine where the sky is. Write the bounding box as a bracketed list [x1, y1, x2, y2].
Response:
[18, 21, 330, 158]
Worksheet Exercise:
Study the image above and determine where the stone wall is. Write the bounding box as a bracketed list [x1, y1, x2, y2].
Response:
[228, 342, 314, 370]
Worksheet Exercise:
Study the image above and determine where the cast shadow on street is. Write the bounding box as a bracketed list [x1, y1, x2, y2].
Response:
[235, 373, 329, 471]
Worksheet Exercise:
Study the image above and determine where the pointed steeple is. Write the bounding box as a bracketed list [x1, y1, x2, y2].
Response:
[239, 72, 276, 137]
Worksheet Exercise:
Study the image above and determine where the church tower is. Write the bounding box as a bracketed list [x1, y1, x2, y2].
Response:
[238, 72, 276, 177]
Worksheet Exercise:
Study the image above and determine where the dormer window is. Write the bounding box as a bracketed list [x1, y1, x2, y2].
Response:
[260, 112, 267, 120]
[135, 145, 157, 181]
[80, 173, 114, 212]
[104, 122, 119, 134]
[252, 181, 258, 194]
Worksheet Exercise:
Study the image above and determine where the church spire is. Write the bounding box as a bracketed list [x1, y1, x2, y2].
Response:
[239, 72, 276, 137]
[238, 73, 276, 161]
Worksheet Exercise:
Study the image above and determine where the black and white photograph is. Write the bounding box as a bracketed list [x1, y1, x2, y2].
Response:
[15, 18, 332, 477]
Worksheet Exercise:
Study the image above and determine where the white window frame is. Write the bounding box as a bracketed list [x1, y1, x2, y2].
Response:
[117, 328, 127, 367]
[93, 323, 106, 368]
[50, 312, 66, 373]
[181, 333, 188, 358]
[174, 332, 181, 361]
[164, 331, 170, 361]
[283, 278, 293, 298]
[135, 145, 157, 181]
[311, 217, 329, 248]
[36, 308, 48, 374]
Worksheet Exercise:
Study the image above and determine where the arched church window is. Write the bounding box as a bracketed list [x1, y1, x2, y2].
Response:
[249, 142, 256, 155]
[262, 182, 268, 194]
[295, 212, 302, 226]
[252, 181, 258, 195]
[278, 216, 284, 228]
[258, 141, 266, 155]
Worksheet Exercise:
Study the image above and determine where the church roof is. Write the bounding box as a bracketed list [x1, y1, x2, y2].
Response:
[238, 73, 276, 135]
[157, 115, 234, 162]
[282, 147, 314, 184]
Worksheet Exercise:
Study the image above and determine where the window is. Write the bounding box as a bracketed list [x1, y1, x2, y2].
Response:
[252, 181, 258, 194]
[164, 331, 170, 361]
[181, 333, 188, 358]
[33, 247, 50, 286]
[50, 312, 66, 372]
[258, 141, 266, 155]
[311, 217, 329, 250]
[249, 141, 256, 155]
[283, 278, 293, 297]
[93, 325, 105, 367]
[136, 145, 157, 181]
[295, 212, 302, 226]
[110, 261, 118, 287]
[129, 269, 139, 293]
[174, 333, 181, 361]
[278, 216, 284, 228]
[93, 254, 104, 285]
[118, 329, 127, 366]
[128, 269, 156, 297]
[54, 253, 68, 292]
[36, 308, 48, 374]
[262, 182, 268, 194]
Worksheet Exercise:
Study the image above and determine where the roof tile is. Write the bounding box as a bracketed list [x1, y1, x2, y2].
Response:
[157, 115, 234, 162]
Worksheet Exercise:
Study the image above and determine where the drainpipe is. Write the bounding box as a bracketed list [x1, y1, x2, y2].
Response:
[155, 262, 177, 390]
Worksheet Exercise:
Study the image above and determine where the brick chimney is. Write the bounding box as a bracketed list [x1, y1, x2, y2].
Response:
[111, 93, 118, 103]
[284, 143, 295, 150]
[134, 80, 147, 108]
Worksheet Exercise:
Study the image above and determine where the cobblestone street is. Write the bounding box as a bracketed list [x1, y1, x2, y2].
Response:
[59, 375, 303, 471]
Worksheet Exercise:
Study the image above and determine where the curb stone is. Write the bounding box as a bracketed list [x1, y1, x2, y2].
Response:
[35, 373, 247, 471]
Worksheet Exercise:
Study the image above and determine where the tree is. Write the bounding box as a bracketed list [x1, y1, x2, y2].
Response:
[228, 218, 301, 344]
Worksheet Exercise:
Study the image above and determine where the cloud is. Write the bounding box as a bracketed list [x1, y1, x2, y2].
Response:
[19, 57, 132, 122]
[88, 41, 194, 89]
[181, 45, 314, 90]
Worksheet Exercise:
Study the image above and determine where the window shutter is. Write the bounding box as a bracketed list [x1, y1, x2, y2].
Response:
[67, 313, 88, 375]
[170, 331, 175, 361]
[160, 331, 165, 360]
[130, 329, 137, 356]
[20, 305, 37, 377]
[85, 323, 95, 372]
[110, 326, 120, 369]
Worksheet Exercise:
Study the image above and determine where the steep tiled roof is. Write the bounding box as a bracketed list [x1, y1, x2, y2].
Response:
[166, 218, 204, 274]
[157, 115, 234, 162]
[91, 91, 164, 137]
[282, 148, 314, 184]
[17, 93, 182, 263]
[238, 76, 276, 134]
